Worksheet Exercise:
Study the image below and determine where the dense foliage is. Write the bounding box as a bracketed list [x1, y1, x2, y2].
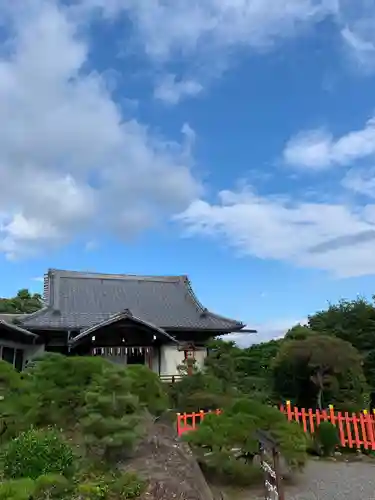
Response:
[0, 355, 160, 499]
[2, 428, 75, 480]
[0, 289, 43, 314]
[2, 293, 375, 492]
[272, 335, 368, 410]
[172, 296, 375, 414]
[184, 398, 307, 485]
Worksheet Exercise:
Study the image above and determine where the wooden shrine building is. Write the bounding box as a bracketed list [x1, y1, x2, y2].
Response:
[0, 269, 251, 378]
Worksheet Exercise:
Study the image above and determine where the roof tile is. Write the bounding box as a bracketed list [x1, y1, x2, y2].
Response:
[20, 269, 244, 332]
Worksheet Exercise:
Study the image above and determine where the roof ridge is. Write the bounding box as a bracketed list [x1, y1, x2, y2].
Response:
[182, 276, 244, 328]
[182, 276, 206, 313]
[48, 269, 186, 283]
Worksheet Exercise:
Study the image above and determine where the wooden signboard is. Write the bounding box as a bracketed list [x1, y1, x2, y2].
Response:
[255, 429, 285, 500]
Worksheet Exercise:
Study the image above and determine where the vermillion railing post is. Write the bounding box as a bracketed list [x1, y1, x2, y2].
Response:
[286, 401, 293, 422]
[176, 413, 181, 436]
[329, 404, 335, 426]
[366, 410, 375, 451]
[337, 411, 346, 447]
[352, 413, 361, 449]
[359, 411, 368, 450]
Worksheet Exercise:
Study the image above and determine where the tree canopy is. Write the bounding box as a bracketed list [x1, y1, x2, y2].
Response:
[0, 289, 43, 314]
[272, 334, 367, 410]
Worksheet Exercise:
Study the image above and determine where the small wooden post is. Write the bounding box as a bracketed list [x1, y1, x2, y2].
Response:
[255, 429, 285, 500]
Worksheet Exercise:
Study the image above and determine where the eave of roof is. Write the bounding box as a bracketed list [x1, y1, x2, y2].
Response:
[18, 268, 247, 332]
[70, 311, 178, 346]
[0, 320, 38, 344]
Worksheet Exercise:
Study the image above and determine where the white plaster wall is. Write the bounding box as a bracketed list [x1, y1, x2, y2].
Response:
[159, 344, 208, 376]
[194, 348, 207, 370]
[25, 344, 45, 363]
[151, 349, 159, 374]
[0, 341, 45, 369]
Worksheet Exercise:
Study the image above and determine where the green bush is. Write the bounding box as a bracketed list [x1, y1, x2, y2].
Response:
[33, 474, 72, 499]
[75, 471, 145, 500]
[110, 471, 145, 498]
[170, 372, 233, 413]
[75, 480, 109, 500]
[126, 365, 169, 416]
[79, 367, 143, 462]
[0, 361, 27, 443]
[2, 427, 75, 479]
[184, 398, 308, 485]
[0, 478, 35, 500]
[315, 421, 340, 456]
[199, 450, 263, 486]
[22, 355, 118, 428]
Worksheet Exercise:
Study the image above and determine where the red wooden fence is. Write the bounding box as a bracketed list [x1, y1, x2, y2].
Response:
[176, 409, 221, 436]
[176, 402, 375, 450]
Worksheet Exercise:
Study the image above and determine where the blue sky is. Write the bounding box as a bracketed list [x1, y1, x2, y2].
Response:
[1, 0, 375, 345]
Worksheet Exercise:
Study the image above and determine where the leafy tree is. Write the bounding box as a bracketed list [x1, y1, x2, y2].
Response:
[308, 298, 375, 351]
[236, 340, 283, 402]
[285, 324, 315, 341]
[205, 339, 242, 389]
[0, 289, 43, 314]
[308, 297, 375, 389]
[204, 338, 281, 403]
[272, 335, 367, 410]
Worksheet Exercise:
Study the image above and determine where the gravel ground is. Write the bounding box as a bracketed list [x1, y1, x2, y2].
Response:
[252, 460, 375, 500]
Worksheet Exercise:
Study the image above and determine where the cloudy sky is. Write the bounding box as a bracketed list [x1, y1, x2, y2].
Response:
[0, 0, 375, 345]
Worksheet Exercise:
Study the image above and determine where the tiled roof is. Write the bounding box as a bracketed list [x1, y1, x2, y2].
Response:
[0, 319, 38, 344]
[0, 314, 28, 323]
[19, 269, 245, 332]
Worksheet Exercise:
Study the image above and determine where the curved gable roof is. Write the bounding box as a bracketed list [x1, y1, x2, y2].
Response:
[70, 310, 178, 346]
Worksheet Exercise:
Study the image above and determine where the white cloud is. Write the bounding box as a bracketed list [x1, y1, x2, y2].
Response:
[0, 2, 201, 259]
[78, 0, 375, 99]
[341, 27, 375, 72]
[283, 116, 375, 169]
[341, 167, 375, 198]
[175, 188, 375, 277]
[338, 0, 375, 71]
[32, 277, 44, 283]
[226, 318, 306, 347]
[154, 74, 203, 104]
[84, 0, 335, 60]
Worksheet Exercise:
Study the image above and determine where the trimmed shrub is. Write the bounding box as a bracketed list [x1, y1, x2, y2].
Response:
[184, 398, 308, 485]
[315, 421, 340, 456]
[79, 367, 143, 462]
[2, 427, 75, 479]
[22, 354, 119, 427]
[126, 365, 169, 415]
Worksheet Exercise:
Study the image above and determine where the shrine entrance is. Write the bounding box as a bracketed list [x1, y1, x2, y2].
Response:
[126, 347, 146, 365]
